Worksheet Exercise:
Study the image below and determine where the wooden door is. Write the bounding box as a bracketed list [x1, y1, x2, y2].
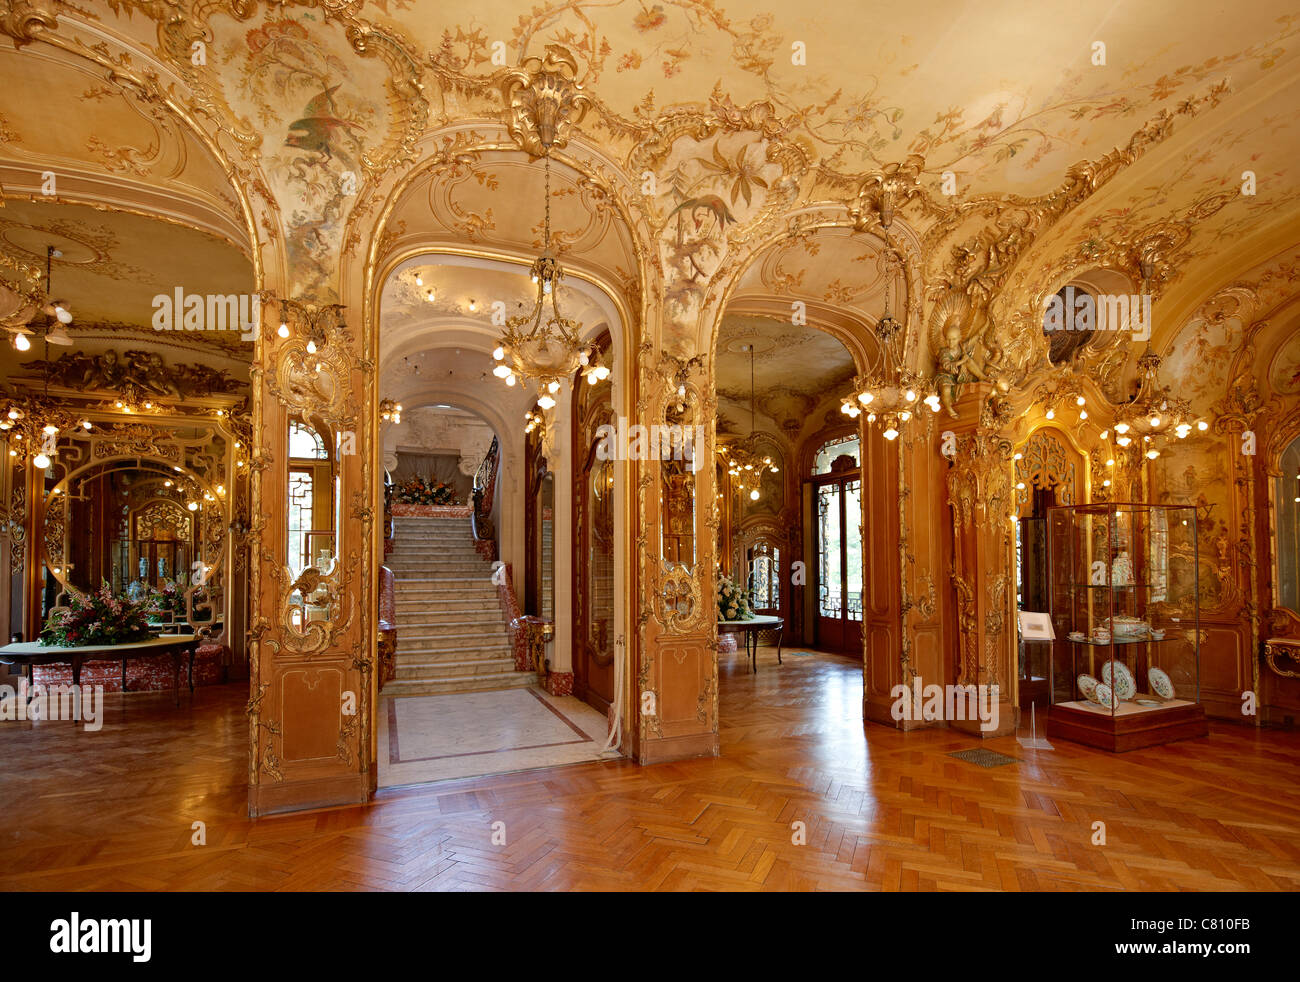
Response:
[812, 472, 864, 655]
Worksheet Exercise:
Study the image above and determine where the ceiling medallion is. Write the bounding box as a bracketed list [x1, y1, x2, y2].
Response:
[839, 199, 934, 440]
[491, 150, 605, 409]
[718, 344, 778, 501]
[1111, 261, 1206, 459]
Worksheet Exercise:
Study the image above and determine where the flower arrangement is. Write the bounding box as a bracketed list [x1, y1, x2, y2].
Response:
[716, 571, 753, 621]
[392, 476, 458, 506]
[40, 582, 158, 647]
[148, 576, 187, 617]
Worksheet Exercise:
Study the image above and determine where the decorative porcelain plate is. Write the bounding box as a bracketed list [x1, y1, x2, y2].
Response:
[1100, 659, 1137, 701]
[1077, 674, 1099, 702]
[1090, 682, 1117, 710]
[1136, 699, 1162, 707]
[1148, 667, 1175, 700]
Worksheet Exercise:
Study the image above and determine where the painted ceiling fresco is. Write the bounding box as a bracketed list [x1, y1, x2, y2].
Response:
[0, 0, 1295, 411]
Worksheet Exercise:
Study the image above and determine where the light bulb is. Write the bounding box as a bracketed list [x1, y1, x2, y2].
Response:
[883, 427, 899, 441]
[493, 364, 512, 378]
[543, 280, 552, 295]
[42, 424, 58, 435]
[595, 366, 610, 380]
[1079, 410, 1088, 420]
[493, 346, 505, 361]
[468, 300, 477, 312]
[1045, 409, 1055, 420]
[1106, 459, 1115, 467]
[6, 409, 17, 420]
[306, 340, 317, 354]
[1099, 430, 1109, 440]
[537, 394, 556, 410]
[277, 322, 289, 339]
[547, 381, 560, 394]
[1013, 453, 1023, 461]
[859, 392, 874, 405]
[904, 389, 916, 402]
[587, 372, 598, 385]
[1146, 449, 1160, 460]
[1115, 422, 1129, 434]
[33, 452, 50, 470]
[14, 333, 30, 351]
[54, 305, 72, 324]
[505, 374, 517, 387]
[1016, 482, 1026, 490]
[187, 501, 198, 511]
[426, 290, 436, 302]
[867, 413, 877, 424]
[1149, 415, 1161, 428]
[1076, 396, 1086, 406]
[1103, 479, 1112, 488]
[415, 275, 423, 286]
[1197, 421, 1208, 431]
[749, 489, 759, 501]
[677, 384, 686, 398]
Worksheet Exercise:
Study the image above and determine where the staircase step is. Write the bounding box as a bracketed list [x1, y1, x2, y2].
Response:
[382, 672, 535, 696]
[395, 657, 516, 679]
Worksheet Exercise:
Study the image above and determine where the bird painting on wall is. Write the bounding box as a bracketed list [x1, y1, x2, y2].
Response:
[284, 85, 360, 168]
[667, 195, 736, 242]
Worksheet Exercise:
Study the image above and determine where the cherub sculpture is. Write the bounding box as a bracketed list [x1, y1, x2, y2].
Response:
[934, 315, 986, 417]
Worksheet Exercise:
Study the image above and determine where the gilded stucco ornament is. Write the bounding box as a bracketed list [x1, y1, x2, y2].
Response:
[0, 0, 57, 49]
[499, 45, 592, 157]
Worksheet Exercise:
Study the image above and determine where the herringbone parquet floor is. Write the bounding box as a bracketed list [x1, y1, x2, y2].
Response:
[2, 649, 1298, 891]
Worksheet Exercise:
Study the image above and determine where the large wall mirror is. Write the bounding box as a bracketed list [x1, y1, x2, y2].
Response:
[1275, 433, 1300, 615]
[43, 456, 227, 636]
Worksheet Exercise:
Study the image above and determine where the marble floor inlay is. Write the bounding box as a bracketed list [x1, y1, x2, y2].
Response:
[377, 686, 617, 787]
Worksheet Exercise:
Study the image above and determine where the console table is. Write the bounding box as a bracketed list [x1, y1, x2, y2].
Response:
[718, 615, 784, 673]
[0, 634, 198, 707]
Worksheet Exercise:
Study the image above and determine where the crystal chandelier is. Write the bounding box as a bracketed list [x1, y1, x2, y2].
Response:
[839, 211, 929, 440]
[491, 151, 601, 408]
[718, 344, 779, 501]
[1110, 263, 1206, 460]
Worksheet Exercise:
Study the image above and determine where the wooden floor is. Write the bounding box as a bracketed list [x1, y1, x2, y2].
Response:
[2, 648, 1299, 891]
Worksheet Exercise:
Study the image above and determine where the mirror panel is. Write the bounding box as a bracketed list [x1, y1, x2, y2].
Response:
[286, 416, 338, 628]
[1275, 434, 1300, 614]
[659, 398, 697, 571]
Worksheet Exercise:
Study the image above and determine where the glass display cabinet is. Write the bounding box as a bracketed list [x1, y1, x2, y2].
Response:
[1045, 502, 1208, 751]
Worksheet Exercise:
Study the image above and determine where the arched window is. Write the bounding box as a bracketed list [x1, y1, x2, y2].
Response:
[812, 434, 859, 475]
[289, 420, 328, 460]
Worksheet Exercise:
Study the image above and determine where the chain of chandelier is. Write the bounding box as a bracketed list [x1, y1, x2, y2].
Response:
[490, 149, 607, 413]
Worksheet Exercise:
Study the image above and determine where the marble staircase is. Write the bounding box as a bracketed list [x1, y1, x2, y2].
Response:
[383, 515, 530, 696]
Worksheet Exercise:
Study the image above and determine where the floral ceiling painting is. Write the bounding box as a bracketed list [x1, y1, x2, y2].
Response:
[209, 10, 391, 300]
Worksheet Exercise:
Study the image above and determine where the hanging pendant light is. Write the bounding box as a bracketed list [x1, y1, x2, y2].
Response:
[717, 344, 779, 499]
[840, 199, 924, 439]
[492, 150, 590, 402]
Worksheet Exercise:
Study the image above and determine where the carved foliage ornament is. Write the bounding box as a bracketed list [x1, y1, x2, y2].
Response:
[499, 45, 592, 157]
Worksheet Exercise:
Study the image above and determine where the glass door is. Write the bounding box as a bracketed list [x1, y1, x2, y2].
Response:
[813, 473, 863, 654]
